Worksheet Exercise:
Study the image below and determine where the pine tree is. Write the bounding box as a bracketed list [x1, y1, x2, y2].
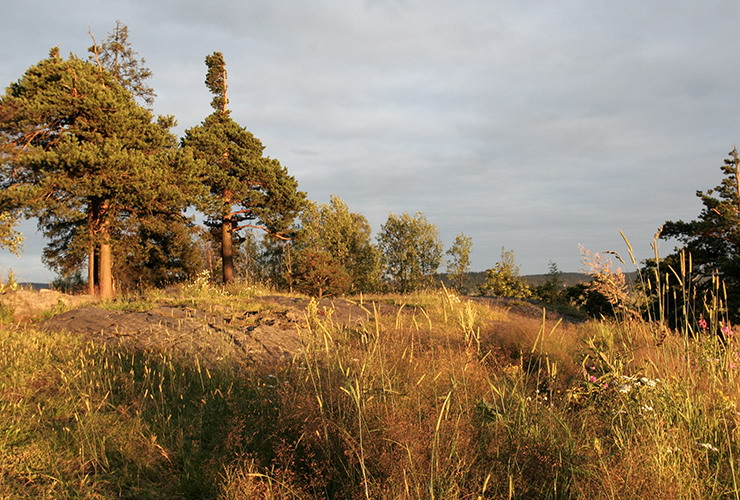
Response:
[88, 21, 156, 106]
[661, 147, 740, 320]
[0, 50, 199, 298]
[183, 52, 305, 284]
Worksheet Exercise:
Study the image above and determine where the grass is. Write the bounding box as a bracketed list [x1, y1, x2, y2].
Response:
[0, 280, 738, 498]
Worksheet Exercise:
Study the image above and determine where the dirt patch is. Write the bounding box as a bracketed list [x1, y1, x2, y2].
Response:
[38, 295, 399, 366]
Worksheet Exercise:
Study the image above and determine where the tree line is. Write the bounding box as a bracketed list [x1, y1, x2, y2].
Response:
[0, 24, 472, 298]
[1, 23, 737, 323]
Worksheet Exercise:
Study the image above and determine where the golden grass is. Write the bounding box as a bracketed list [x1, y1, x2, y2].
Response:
[0, 282, 738, 498]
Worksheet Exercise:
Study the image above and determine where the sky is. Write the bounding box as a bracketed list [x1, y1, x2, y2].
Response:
[1, 0, 739, 283]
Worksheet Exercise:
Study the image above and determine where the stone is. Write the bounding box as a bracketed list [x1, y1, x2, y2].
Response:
[0, 289, 97, 320]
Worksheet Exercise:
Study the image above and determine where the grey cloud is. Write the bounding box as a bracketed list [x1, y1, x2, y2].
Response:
[2, 0, 739, 281]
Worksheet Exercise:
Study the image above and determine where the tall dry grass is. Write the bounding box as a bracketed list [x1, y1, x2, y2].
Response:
[0, 276, 737, 498]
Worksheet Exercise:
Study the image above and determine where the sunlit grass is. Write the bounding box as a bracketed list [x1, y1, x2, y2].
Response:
[0, 276, 738, 498]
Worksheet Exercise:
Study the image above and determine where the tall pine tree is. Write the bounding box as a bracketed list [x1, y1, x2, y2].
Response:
[183, 52, 304, 284]
[0, 50, 198, 298]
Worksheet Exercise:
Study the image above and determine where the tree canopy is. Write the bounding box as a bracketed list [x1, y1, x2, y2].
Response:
[446, 233, 473, 292]
[479, 248, 531, 299]
[88, 21, 156, 106]
[0, 212, 23, 256]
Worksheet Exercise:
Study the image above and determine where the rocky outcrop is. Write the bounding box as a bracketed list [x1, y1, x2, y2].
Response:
[0, 289, 97, 320]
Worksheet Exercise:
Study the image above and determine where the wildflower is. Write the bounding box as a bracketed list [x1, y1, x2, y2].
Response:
[589, 375, 597, 383]
[639, 377, 657, 388]
[696, 442, 719, 452]
[699, 318, 708, 330]
[721, 325, 734, 337]
[640, 404, 654, 412]
[617, 384, 632, 394]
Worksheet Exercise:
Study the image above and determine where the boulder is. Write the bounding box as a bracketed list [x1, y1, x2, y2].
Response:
[0, 289, 97, 320]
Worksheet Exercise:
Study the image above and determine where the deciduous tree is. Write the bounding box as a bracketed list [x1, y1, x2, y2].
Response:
[377, 212, 442, 292]
[446, 233, 473, 292]
[296, 196, 382, 293]
[0, 212, 23, 255]
[293, 249, 351, 298]
[479, 248, 531, 299]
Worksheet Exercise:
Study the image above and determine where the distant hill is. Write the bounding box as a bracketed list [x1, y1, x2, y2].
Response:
[520, 272, 593, 287]
[439, 271, 638, 292]
[18, 282, 51, 291]
[438, 271, 590, 291]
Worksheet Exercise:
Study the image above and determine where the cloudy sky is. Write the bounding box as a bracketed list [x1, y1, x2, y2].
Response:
[1, 0, 739, 283]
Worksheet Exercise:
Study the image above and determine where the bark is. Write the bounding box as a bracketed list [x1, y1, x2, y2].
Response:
[87, 199, 99, 296]
[98, 222, 114, 299]
[87, 246, 95, 296]
[221, 216, 235, 284]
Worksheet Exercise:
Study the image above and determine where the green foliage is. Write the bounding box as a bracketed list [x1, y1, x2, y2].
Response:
[564, 281, 614, 317]
[445, 233, 473, 292]
[185, 112, 303, 233]
[0, 211, 23, 255]
[204, 51, 228, 114]
[51, 270, 85, 294]
[113, 215, 203, 290]
[292, 248, 351, 298]
[0, 268, 19, 293]
[295, 196, 382, 294]
[0, 50, 200, 297]
[660, 147, 740, 321]
[533, 261, 565, 303]
[183, 52, 305, 284]
[479, 248, 532, 298]
[377, 212, 443, 292]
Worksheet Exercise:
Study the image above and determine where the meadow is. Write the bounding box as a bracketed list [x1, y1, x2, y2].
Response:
[0, 280, 738, 499]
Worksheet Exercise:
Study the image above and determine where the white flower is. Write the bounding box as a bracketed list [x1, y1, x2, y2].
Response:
[639, 377, 657, 387]
[696, 442, 719, 452]
[617, 384, 632, 394]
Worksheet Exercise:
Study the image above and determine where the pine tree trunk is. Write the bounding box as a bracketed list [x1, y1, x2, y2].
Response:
[88, 247, 95, 296]
[87, 198, 99, 296]
[221, 217, 234, 284]
[99, 224, 113, 299]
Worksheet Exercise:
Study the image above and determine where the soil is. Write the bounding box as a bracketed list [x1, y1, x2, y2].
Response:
[38, 295, 399, 366]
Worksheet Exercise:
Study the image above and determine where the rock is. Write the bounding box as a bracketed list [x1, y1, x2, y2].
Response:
[0, 289, 97, 320]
